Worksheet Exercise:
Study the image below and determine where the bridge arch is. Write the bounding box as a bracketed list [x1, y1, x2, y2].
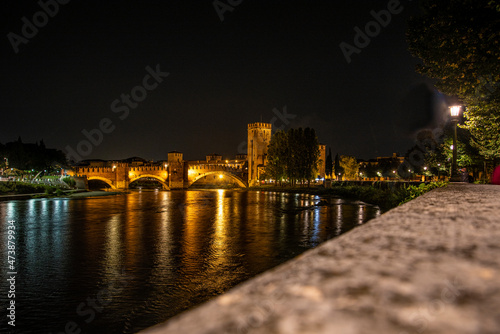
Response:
[190, 171, 247, 188]
[129, 174, 170, 190]
[87, 176, 116, 189]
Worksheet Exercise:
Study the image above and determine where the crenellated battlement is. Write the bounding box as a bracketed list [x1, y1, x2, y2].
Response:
[248, 122, 272, 130]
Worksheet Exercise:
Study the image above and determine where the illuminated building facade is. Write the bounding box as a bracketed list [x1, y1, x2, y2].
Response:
[247, 122, 272, 186]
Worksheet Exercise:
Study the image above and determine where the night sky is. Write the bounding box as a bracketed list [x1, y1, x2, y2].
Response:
[1, 0, 445, 162]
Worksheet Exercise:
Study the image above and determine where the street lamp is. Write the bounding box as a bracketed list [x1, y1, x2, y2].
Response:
[449, 105, 461, 181]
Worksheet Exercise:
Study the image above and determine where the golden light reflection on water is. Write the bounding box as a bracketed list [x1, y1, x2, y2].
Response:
[335, 199, 343, 236]
[210, 189, 230, 269]
[0, 190, 381, 333]
[156, 191, 172, 271]
[104, 214, 122, 275]
[183, 190, 206, 271]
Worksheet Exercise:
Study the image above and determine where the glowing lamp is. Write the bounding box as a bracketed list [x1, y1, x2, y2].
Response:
[449, 106, 461, 117]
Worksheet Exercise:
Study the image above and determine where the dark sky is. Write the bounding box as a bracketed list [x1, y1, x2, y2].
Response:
[1, 0, 445, 161]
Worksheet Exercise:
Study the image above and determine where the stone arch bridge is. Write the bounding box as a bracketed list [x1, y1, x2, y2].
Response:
[72, 162, 248, 190]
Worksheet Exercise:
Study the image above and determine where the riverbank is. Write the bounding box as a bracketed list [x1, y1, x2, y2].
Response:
[0, 180, 57, 195]
[141, 183, 500, 334]
[0, 188, 124, 200]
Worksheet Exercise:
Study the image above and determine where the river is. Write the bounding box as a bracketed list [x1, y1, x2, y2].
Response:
[0, 189, 380, 333]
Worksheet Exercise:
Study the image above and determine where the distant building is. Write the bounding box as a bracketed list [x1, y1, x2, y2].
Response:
[206, 153, 222, 162]
[75, 159, 109, 168]
[235, 154, 247, 161]
[121, 156, 149, 166]
[377, 152, 404, 165]
[359, 153, 404, 169]
[358, 153, 404, 179]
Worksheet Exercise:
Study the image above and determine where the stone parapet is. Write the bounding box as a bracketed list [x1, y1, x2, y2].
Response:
[141, 184, 500, 334]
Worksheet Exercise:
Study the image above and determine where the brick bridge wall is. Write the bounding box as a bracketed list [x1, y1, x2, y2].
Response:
[72, 163, 248, 189]
[187, 163, 247, 187]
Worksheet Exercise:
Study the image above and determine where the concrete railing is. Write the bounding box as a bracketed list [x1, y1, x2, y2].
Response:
[141, 184, 500, 334]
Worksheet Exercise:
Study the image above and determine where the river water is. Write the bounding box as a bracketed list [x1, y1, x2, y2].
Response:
[0, 190, 380, 333]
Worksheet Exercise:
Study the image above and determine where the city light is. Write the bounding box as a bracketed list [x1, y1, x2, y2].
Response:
[449, 105, 461, 181]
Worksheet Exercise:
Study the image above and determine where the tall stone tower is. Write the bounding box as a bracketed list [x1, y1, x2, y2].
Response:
[167, 151, 185, 189]
[317, 144, 326, 179]
[247, 122, 272, 186]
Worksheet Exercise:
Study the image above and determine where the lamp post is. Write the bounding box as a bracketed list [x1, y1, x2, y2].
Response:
[449, 106, 461, 182]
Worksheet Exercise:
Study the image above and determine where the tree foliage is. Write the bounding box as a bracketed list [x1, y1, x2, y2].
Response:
[463, 101, 500, 159]
[407, 0, 500, 160]
[0, 139, 67, 171]
[340, 155, 359, 180]
[265, 130, 289, 185]
[265, 127, 320, 186]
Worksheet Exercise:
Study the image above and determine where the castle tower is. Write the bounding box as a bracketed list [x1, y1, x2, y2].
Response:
[247, 122, 272, 186]
[317, 144, 326, 179]
[167, 151, 185, 189]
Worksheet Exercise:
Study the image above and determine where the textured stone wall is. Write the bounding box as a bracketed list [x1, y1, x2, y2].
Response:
[141, 184, 500, 334]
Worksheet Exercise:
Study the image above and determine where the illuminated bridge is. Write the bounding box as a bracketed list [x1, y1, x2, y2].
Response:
[71, 152, 248, 190]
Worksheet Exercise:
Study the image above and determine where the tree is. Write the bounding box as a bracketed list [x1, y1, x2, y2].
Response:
[407, 0, 500, 161]
[463, 101, 500, 160]
[0, 139, 67, 171]
[325, 148, 333, 178]
[340, 155, 359, 180]
[265, 130, 288, 185]
[265, 127, 320, 186]
[287, 128, 302, 185]
[302, 127, 320, 186]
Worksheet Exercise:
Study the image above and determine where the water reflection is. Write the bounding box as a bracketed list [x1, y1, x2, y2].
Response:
[0, 190, 380, 334]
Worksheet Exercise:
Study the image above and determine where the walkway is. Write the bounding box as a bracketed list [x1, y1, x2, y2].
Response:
[141, 184, 500, 334]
